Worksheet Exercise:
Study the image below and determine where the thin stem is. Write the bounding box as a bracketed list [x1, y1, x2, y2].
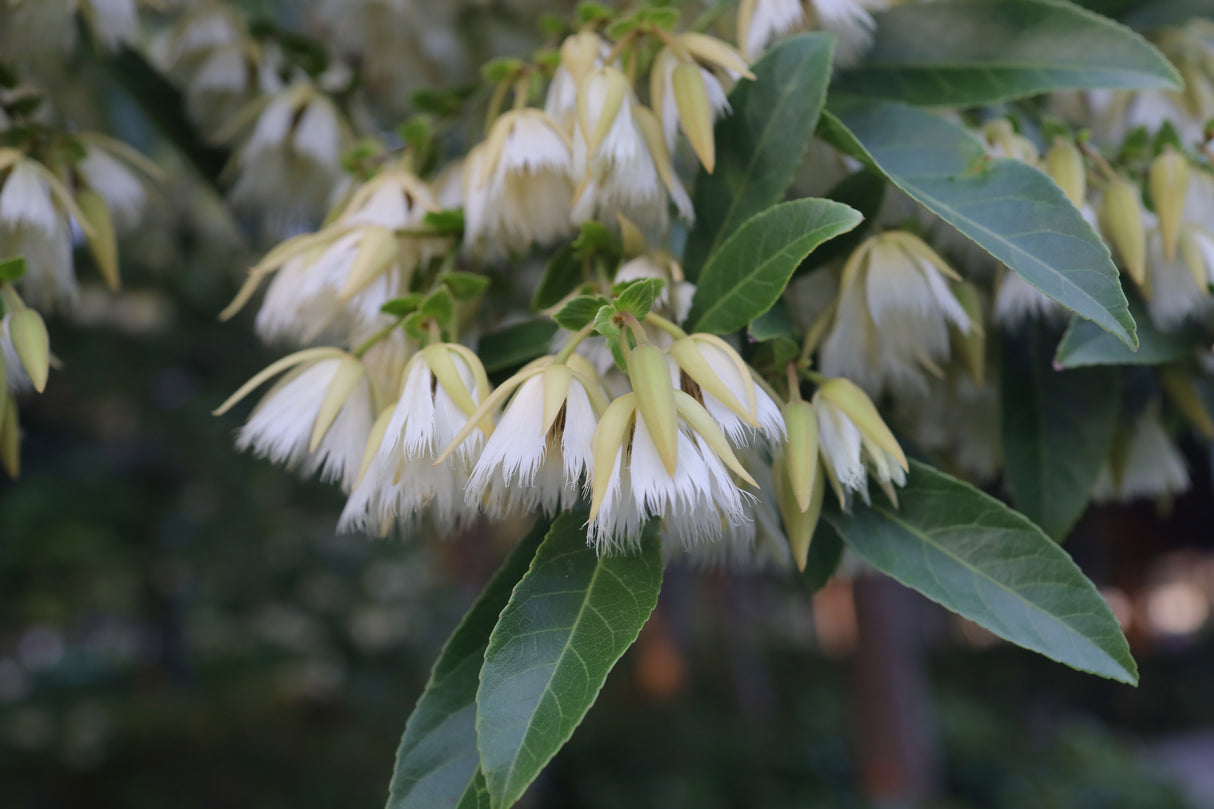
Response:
[787, 363, 801, 403]
[555, 323, 596, 363]
[620, 311, 649, 346]
[644, 311, 687, 340]
[484, 79, 512, 136]
[801, 368, 827, 386]
[352, 318, 403, 358]
[690, 0, 736, 32]
[1080, 140, 1119, 183]
[428, 318, 443, 345]
[604, 29, 640, 67]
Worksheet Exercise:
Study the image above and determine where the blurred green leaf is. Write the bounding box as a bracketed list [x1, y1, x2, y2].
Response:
[835, 0, 1180, 105]
[1054, 291, 1207, 367]
[478, 319, 559, 374]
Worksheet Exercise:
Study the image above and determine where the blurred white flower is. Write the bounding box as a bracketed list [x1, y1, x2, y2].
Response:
[1093, 405, 1190, 503]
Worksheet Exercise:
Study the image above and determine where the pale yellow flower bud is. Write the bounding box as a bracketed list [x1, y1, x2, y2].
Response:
[1044, 138, 1086, 208]
[560, 30, 602, 85]
[774, 451, 825, 572]
[1150, 147, 1190, 260]
[76, 188, 120, 290]
[672, 62, 716, 172]
[1099, 178, 1148, 292]
[628, 343, 680, 475]
[782, 400, 819, 513]
[9, 308, 49, 394]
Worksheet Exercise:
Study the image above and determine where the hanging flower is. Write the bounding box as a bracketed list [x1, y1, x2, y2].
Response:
[214, 348, 379, 490]
[819, 230, 971, 395]
[812, 377, 908, 508]
[339, 343, 490, 535]
[1092, 404, 1191, 503]
[667, 333, 784, 447]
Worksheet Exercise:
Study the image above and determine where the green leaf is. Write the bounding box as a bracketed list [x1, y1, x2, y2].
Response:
[443, 272, 490, 299]
[0, 256, 26, 283]
[424, 209, 466, 235]
[797, 169, 887, 275]
[802, 521, 844, 592]
[572, 221, 620, 260]
[477, 510, 664, 809]
[532, 244, 582, 311]
[592, 304, 620, 336]
[478, 319, 559, 375]
[553, 295, 609, 331]
[420, 286, 455, 325]
[613, 278, 664, 319]
[1054, 290, 1207, 367]
[822, 97, 1137, 348]
[824, 461, 1137, 684]
[686, 198, 863, 334]
[682, 34, 834, 277]
[748, 299, 794, 342]
[835, 0, 1180, 106]
[380, 294, 423, 318]
[1001, 322, 1122, 539]
[386, 518, 548, 809]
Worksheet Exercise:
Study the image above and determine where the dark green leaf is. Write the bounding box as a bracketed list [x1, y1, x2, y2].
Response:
[386, 518, 548, 809]
[532, 244, 582, 311]
[444, 272, 490, 299]
[572, 221, 620, 260]
[748, 299, 794, 342]
[802, 521, 844, 592]
[825, 461, 1137, 684]
[686, 198, 862, 334]
[835, 0, 1180, 106]
[822, 97, 1137, 348]
[1001, 322, 1122, 539]
[682, 34, 835, 277]
[1054, 290, 1207, 367]
[798, 169, 887, 275]
[477, 510, 663, 809]
[478, 319, 559, 375]
[553, 295, 609, 331]
[0, 256, 26, 283]
[613, 278, 664, 319]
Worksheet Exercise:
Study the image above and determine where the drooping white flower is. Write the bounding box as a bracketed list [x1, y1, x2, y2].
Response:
[813, 377, 908, 507]
[0, 156, 76, 307]
[225, 169, 442, 344]
[668, 334, 784, 447]
[215, 348, 378, 490]
[570, 68, 692, 231]
[463, 109, 575, 257]
[224, 83, 348, 215]
[77, 135, 160, 227]
[737, 0, 805, 61]
[545, 30, 609, 128]
[463, 356, 607, 516]
[1092, 405, 1190, 503]
[649, 35, 749, 168]
[339, 344, 489, 535]
[587, 345, 757, 551]
[1144, 225, 1214, 330]
[819, 231, 971, 395]
[807, 0, 878, 64]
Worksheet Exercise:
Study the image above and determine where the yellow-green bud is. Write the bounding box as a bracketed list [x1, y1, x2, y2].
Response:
[1099, 179, 1148, 292]
[0, 392, 18, 478]
[774, 452, 825, 572]
[1150, 148, 1190, 260]
[1044, 138, 1087, 208]
[782, 400, 819, 513]
[672, 62, 715, 173]
[949, 282, 986, 387]
[76, 189, 120, 290]
[10, 308, 49, 393]
[628, 344, 680, 475]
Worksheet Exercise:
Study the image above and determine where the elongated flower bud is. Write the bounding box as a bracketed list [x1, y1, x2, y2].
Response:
[672, 62, 716, 172]
[628, 344, 679, 474]
[782, 400, 819, 513]
[9, 308, 49, 393]
[1150, 148, 1190, 261]
[1044, 138, 1086, 208]
[1100, 179, 1147, 291]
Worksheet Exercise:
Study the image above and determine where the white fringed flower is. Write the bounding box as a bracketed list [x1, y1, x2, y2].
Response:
[545, 31, 609, 127]
[1093, 405, 1190, 503]
[1144, 225, 1214, 330]
[215, 348, 377, 490]
[224, 83, 348, 215]
[807, 0, 878, 64]
[461, 356, 608, 516]
[819, 231, 971, 395]
[668, 334, 784, 447]
[737, 0, 805, 61]
[649, 35, 749, 168]
[463, 110, 575, 257]
[77, 135, 160, 227]
[339, 344, 490, 535]
[813, 377, 908, 507]
[570, 68, 692, 231]
[225, 169, 442, 344]
[587, 345, 757, 551]
[0, 156, 76, 307]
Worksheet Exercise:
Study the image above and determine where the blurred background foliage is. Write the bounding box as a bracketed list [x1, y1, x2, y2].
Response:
[3, 1, 1214, 807]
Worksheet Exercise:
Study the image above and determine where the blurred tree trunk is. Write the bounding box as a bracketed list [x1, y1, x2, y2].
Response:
[852, 575, 938, 806]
